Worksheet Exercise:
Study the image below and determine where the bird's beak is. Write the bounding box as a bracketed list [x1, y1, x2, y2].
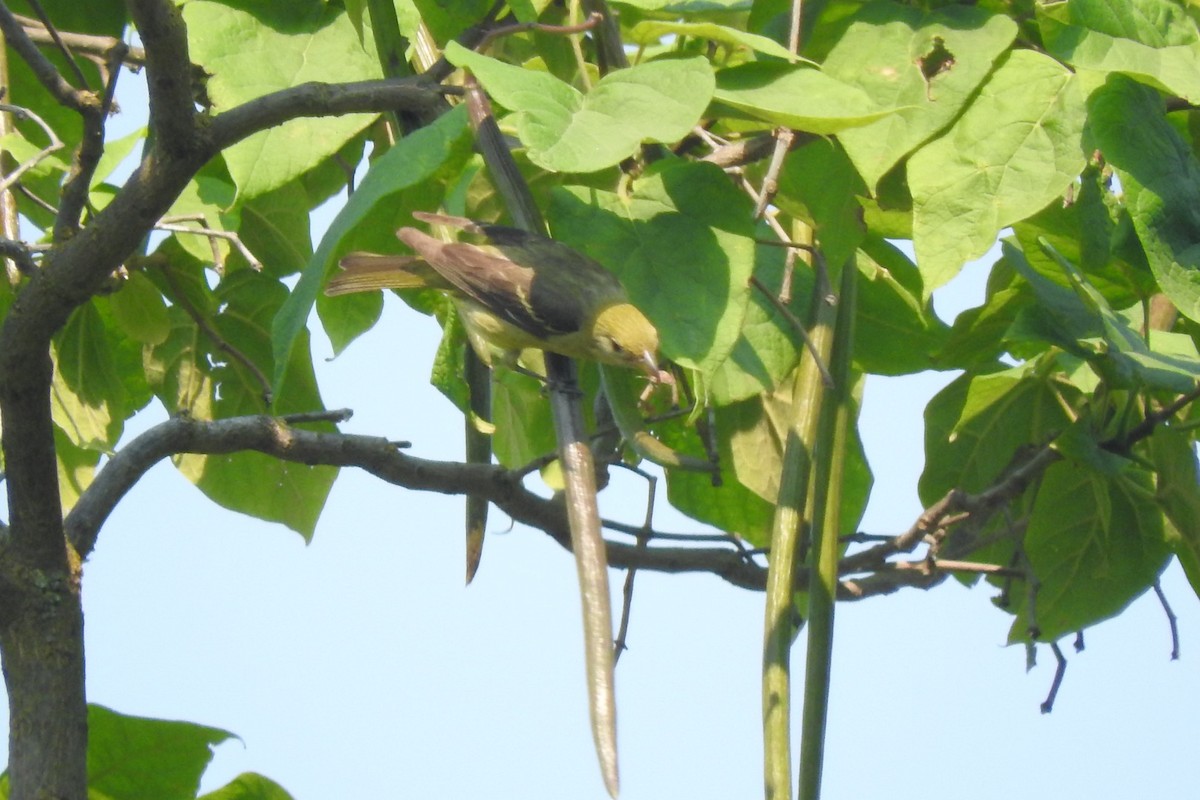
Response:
[642, 351, 674, 385]
[641, 350, 659, 376]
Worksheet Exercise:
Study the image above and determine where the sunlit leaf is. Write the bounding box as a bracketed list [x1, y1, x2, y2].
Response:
[183, 0, 382, 198]
[824, 1, 1018, 188]
[447, 44, 714, 172]
[88, 704, 236, 800]
[713, 61, 897, 134]
[910, 50, 1086, 292]
[200, 773, 296, 800]
[1042, 0, 1200, 102]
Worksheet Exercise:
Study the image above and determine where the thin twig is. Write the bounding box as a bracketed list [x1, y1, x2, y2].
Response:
[55, 43, 120, 238]
[1024, 546, 1041, 642]
[614, 470, 656, 665]
[22, 0, 89, 88]
[280, 408, 355, 425]
[0, 102, 64, 195]
[14, 181, 59, 215]
[1110, 382, 1200, 451]
[476, 11, 602, 53]
[750, 274, 834, 387]
[1040, 642, 1067, 713]
[159, 265, 274, 408]
[0, 237, 37, 275]
[15, 13, 146, 69]
[0, 2, 92, 111]
[156, 218, 263, 272]
[754, 128, 794, 219]
[885, 558, 1024, 579]
[1152, 581, 1180, 660]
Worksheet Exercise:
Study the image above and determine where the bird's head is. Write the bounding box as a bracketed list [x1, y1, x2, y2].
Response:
[589, 302, 667, 381]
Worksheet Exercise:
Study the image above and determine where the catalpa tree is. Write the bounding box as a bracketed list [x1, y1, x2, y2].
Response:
[0, 0, 1196, 798]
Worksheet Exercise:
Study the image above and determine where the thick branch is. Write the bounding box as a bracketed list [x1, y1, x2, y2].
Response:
[206, 78, 444, 153]
[63, 411, 1046, 604]
[127, 0, 198, 151]
[62, 413, 767, 588]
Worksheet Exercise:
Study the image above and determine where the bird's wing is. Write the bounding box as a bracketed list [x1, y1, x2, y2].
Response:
[399, 227, 594, 339]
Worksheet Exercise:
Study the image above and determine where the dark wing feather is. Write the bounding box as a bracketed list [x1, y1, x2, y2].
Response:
[398, 226, 625, 339]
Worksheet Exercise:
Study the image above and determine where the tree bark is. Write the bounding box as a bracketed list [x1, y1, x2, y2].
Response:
[0, 551, 86, 800]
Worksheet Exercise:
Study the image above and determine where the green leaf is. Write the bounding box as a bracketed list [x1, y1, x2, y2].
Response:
[91, 126, 146, 188]
[1149, 427, 1200, 599]
[1012, 462, 1169, 642]
[853, 238, 949, 375]
[412, 0, 495, 42]
[164, 162, 239, 266]
[197, 273, 338, 538]
[276, 104, 473, 390]
[55, 426, 99, 515]
[446, 44, 714, 172]
[772, 137, 867, 274]
[919, 364, 1077, 506]
[549, 160, 755, 376]
[626, 20, 807, 62]
[708, 239, 807, 404]
[236, 180, 314, 278]
[1011, 164, 1154, 310]
[910, 49, 1087, 292]
[149, 271, 338, 539]
[1026, 240, 1200, 393]
[823, 1, 1018, 188]
[50, 302, 128, 451]
[87, 704, 236, 800]
[182, 0, 382, 198]
[106, 271, 171, 345]
[1042, 0, 1200, 103]
[1004, 240, 1103, 353]
[428, 298, 471, 413]
[936, 284, 1025, 370]
[665, 372, 872, 548]
[1088, 74, 1200, 324]
[145, 304, 216, 420]
[712, 61, 897, 134]
[662, 398, 776, 546]
[491, 368, 558, 469]
[706, 139, 873, 402]
[200, 773, 296, 800]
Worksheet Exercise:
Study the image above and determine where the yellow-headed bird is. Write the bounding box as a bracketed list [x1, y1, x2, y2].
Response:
[326, 212, 663, 379]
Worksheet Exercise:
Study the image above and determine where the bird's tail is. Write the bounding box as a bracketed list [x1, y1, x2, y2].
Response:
[326, 253, 440, 295]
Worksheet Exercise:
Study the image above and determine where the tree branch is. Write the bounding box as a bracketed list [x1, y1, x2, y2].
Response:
[15, 13, 146, 69]
[127, 0, 199, 152]
[63, 410, 1047, 606]
[0, 236, 37, 275]
[0, 100, 63, 195]
[0, 1, 93, 112]
[205, 77, 444, 154]
[21, 0, 89, 89]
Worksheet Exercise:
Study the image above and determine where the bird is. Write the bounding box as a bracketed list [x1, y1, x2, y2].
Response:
[325, 211, 664, 380]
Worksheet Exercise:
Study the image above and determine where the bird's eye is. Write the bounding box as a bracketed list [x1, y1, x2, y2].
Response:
[601, 336, 623, 354]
